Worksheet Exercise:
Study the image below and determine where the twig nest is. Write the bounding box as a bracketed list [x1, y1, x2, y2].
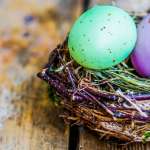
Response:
[68, 5, 137, 70]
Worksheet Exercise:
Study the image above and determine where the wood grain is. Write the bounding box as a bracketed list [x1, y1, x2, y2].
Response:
[78, 127, 116, 150]
[0, 79, 69, 150]
[78, 127, 150, 150]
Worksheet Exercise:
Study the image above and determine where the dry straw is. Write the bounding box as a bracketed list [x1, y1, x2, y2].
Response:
[37, 37, 150, 143]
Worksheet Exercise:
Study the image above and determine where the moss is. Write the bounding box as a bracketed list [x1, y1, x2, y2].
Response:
[47, 86, 60, 104]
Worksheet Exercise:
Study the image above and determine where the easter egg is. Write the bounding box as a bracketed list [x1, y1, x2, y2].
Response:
[131, 14, 150, 78]
[68, 5, 137, 69]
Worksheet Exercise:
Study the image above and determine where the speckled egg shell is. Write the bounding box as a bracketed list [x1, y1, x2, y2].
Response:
[68, 5, 137, 70]
[131, 14, 150, 78]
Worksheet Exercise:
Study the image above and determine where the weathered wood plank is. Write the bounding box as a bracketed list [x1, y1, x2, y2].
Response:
[0, 79, 69, 150]
[78, 127, 150, 150]
[78, 127, 114, 150]
[0, 0, 82, 149]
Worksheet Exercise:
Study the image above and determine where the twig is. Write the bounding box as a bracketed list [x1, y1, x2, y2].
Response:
[117, 90, 148, 118]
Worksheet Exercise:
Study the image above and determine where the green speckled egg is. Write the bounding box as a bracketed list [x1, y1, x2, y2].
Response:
[68, 5, 137, 69]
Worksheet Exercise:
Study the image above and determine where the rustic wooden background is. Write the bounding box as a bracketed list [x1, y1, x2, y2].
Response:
[0, 0, 150, 149]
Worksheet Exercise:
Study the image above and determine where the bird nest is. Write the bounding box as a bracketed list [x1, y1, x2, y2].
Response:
[37, 39, 150, 143]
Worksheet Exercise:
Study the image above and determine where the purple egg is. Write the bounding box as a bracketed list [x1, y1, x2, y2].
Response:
[131, 14, 150, 77]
